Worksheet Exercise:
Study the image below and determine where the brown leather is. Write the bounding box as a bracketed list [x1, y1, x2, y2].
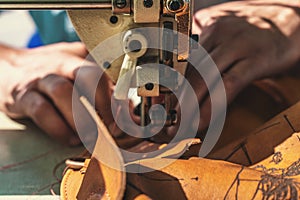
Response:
[60, 77, 300, 199]
[208, 80, 293, 151]
[125, 137, 300, 199]
[61, 131, 300, 199]
[61, 159, 90, 200]
[76, 158, 107, 200]
[60, 135, 300, 200]
[208, 100, 300, 166]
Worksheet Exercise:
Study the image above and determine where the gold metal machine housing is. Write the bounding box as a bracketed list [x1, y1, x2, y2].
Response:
[0, 0, 196, 130]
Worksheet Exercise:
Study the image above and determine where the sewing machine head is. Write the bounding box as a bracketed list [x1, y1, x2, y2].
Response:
[70, 0, 195, 130]
[0, 0, 196, 132]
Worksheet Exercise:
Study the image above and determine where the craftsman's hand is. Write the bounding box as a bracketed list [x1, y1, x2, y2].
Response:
[165, 0, 300, 138]
[0, 42, 114, 146]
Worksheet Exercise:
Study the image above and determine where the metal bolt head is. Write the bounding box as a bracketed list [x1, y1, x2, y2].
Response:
[103, 61, 111, 69]
[145, 83, 154, 91]
[115, 0, 127, 8]
[167, 0, 185, 12]
[143, 0, 153, 8]
[109, 16, 118, 24]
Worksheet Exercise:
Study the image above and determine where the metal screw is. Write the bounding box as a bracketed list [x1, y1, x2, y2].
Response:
[115, 0, 127, 8]
[103, 61, 111, 69]
[145, 83, 154, 90]
[167, 0, 184, 12]
[109, 16, 118, 24]
[143, 0, 153, 8]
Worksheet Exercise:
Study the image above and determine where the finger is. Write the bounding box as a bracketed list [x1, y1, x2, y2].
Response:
[55, 52, 96, 80]
[20, 90, 80, 145]
[5, 77, 41, 119]
[193, 8, 228, 35]
[192, 16, 203, 35]
[37, 74, 97, 131]
[37, 74, 77, 130]
[198, 25, 219, 53]
[37, 74, 98, 149]
[223, 59, 255, 100]
[74, 66, 142, 144]
[209, 44, 242, 74]
[197, 15, 246, 54]
[44, 42, 88, 58]
[57, 56, 94, 80]
[61, 42, 88, 58]
[197, 17, 229, 53]
[193, 10, 219, 52]
[198, 60, 254, 132]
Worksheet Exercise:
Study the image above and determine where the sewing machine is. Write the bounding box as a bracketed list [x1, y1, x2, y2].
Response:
[0, 0, 195, 132]
[3, 2, 300, 199]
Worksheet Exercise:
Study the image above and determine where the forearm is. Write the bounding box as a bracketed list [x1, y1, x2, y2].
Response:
[254, 0, 300, 7]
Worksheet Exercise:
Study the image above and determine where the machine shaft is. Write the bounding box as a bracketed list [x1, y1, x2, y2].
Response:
[0, 0, 111, 9]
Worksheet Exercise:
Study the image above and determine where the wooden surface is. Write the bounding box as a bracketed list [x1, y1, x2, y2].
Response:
[0, 112, 84, 195]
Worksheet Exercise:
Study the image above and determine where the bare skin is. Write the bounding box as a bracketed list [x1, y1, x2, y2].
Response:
[0, 42, 114, 146]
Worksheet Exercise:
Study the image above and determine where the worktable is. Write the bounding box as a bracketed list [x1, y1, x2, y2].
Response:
[0, 112, 84, 196]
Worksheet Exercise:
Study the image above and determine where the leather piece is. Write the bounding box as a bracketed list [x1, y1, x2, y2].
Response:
[209, 100, 300, 166]
[61, 130, 300, 199]
[76, 158, 106, 200]
[124, 138, 200, 163]
[252, 132, 300, 170]
[60, 78, 300, 199]
[62, 141, 300, 200]
[126, 158, 265, 199]
[76, 97, 126, 200]
[61, 159, 90, 200]
[207, 82, 291, 152]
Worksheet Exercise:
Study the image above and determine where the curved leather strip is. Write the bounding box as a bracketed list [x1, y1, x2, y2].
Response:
[60, 159, 89, 200]
[124, 138, 201, 163]
[76, 97, 126, 200]
[76, 157, 107, 200]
